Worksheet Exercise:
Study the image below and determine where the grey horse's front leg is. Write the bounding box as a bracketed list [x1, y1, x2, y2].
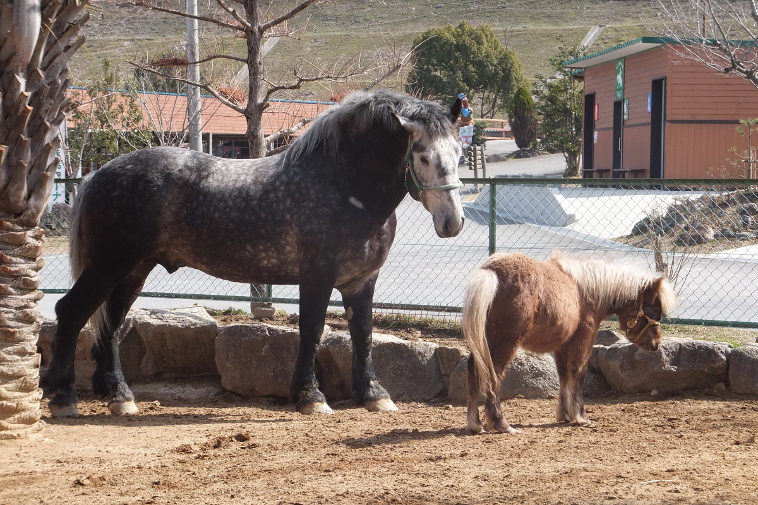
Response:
[290, 276, 334, 414]
[341, 277, 397, 412]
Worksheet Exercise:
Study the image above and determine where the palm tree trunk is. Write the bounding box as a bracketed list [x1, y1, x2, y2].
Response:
[0, 0, 87, 439]
[0, 222, 45, 438]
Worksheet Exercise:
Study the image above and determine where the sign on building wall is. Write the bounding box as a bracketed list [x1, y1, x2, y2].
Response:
[615, 59, 625, 100]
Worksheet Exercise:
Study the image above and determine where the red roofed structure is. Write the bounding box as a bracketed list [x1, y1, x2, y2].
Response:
[67, 87, 333, 159]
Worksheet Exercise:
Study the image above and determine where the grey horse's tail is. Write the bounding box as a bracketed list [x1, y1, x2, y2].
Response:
[68, 175, 110, 342]
[461, 267, 500, 400]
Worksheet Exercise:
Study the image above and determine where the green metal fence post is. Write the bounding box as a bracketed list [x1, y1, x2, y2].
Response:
[488, 180, 496, 255]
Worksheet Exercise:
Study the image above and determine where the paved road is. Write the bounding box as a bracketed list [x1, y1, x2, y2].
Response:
[464, 139, 566, 178]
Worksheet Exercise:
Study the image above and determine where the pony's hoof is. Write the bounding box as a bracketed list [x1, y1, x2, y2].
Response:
[467, 422, 484, 435]
[489, 422, 519, 434]
[48, 403, 80, 418]
[296, 401, 334, 415]
[365, 398, 398, 412]
[109, 400, 139, 416]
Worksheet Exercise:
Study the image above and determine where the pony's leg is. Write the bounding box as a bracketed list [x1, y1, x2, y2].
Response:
[41, 271, 118, 417]
[466, 355, 484, 433]
[91, 262, 155, 415]
[482, 338, 520, 434]
[341, 278, 396, 412]
[291, 278, 334, 415]
[554, 330, 595, 425]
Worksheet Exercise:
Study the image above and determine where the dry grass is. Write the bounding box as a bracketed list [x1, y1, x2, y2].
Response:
[70, 0, 663, 100]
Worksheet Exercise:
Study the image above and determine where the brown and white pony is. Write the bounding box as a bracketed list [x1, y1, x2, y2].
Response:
[462, 251, 678, 434]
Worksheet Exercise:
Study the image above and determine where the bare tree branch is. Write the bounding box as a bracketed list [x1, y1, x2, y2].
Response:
[213, 0, 250, 31]
[653, 0, 758, 88]
[127, 62, 247, 115]
[363, 35, 419, 91]
[266, 118, 313, 142]
[259, 0, 324, 35]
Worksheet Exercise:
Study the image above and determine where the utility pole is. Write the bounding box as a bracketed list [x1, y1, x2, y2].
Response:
[186, 0, 202, 151]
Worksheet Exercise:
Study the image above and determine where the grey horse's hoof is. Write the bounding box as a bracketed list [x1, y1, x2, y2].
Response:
[109, 400, 139, 415]
[48, 403, 80, 418]
[296, 401, 334, 415]
[365, 398, 398, 412]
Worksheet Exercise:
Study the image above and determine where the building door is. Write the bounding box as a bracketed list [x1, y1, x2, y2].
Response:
[612, 100, 623, 178]
[583, 93, 595, 172]
[649, 78, 666, 178]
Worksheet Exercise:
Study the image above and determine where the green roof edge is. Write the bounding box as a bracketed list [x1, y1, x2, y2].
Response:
[563, 36, 758, 67]
[563, 37, 674, 67]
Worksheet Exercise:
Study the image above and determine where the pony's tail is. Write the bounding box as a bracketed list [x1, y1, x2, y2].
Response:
[462, 267, 500, 400]
[68, 175, 110, 342]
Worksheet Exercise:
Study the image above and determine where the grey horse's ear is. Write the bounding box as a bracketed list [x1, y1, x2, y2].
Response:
[394, 113, 424, 137]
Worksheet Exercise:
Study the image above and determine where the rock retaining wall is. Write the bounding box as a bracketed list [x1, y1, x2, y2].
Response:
[37, 307, 758, 403]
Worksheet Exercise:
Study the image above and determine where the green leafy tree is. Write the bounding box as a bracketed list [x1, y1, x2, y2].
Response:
[67, 59, 154, 175]
[509, 85, 537, 149]
[533, 37, 585, 177]
[407, 22, 525, 118]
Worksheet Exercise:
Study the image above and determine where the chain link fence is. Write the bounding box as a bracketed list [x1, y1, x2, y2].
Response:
[40, 177, 758, 327]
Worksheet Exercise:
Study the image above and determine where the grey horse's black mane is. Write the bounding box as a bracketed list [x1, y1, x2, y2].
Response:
[287, 90, 455, 162]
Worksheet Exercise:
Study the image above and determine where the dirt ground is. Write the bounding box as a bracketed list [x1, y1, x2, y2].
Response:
[2, 314, 757, 505]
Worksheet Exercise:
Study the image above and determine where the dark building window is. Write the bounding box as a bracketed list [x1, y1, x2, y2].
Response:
[216, 139, 250, 159]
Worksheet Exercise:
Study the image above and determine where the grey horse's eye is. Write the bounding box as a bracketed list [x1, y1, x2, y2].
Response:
[419, 155, 429, 165]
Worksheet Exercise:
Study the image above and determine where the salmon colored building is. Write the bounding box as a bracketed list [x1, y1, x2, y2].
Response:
[564, 37, 758, 179]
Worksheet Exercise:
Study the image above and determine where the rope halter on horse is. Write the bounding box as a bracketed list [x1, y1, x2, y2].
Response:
[624, 299, 661, 344]
[405, 136, 463, 195]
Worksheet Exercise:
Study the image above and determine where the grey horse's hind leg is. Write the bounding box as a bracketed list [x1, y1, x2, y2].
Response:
[342, 277, 396, 412]
[91, 261, 155, 415]
[41, 271, 119, 417]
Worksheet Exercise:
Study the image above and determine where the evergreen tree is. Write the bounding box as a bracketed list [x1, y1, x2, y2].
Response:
[533, 37, 585, 177]
[509, 86, 537, 149]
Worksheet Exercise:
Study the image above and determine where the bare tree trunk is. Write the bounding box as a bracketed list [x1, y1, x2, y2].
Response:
[0, 0, 87, 439]
[245, 1, 267, 159]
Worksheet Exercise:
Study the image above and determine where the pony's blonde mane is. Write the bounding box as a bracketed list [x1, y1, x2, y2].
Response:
[550, 251, 678, 315]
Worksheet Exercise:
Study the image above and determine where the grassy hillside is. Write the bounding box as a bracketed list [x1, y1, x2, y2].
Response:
[70, 0, 664, 104]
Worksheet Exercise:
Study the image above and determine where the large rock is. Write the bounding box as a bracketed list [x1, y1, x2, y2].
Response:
[38, 319, 96, 390]
[317, 332, 445, 402]
[728, 344, 758, 394]
[595, 329, 626, 346]
[447, 350, 560, 403]
[435, 345, 466, 392]
[215, 323, 301, 398]
[38, 306, 220, 386]
[131, 306, 219, 378]
[583, 365, 613, 397]
[592, 338, 731, 393]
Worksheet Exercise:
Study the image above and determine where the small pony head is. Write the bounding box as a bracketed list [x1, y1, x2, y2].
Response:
[396, 102, 465, 238]
[618, 277, 678, 352]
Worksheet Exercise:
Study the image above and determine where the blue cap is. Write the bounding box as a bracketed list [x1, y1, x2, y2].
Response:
[458, 93, 466, 99]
